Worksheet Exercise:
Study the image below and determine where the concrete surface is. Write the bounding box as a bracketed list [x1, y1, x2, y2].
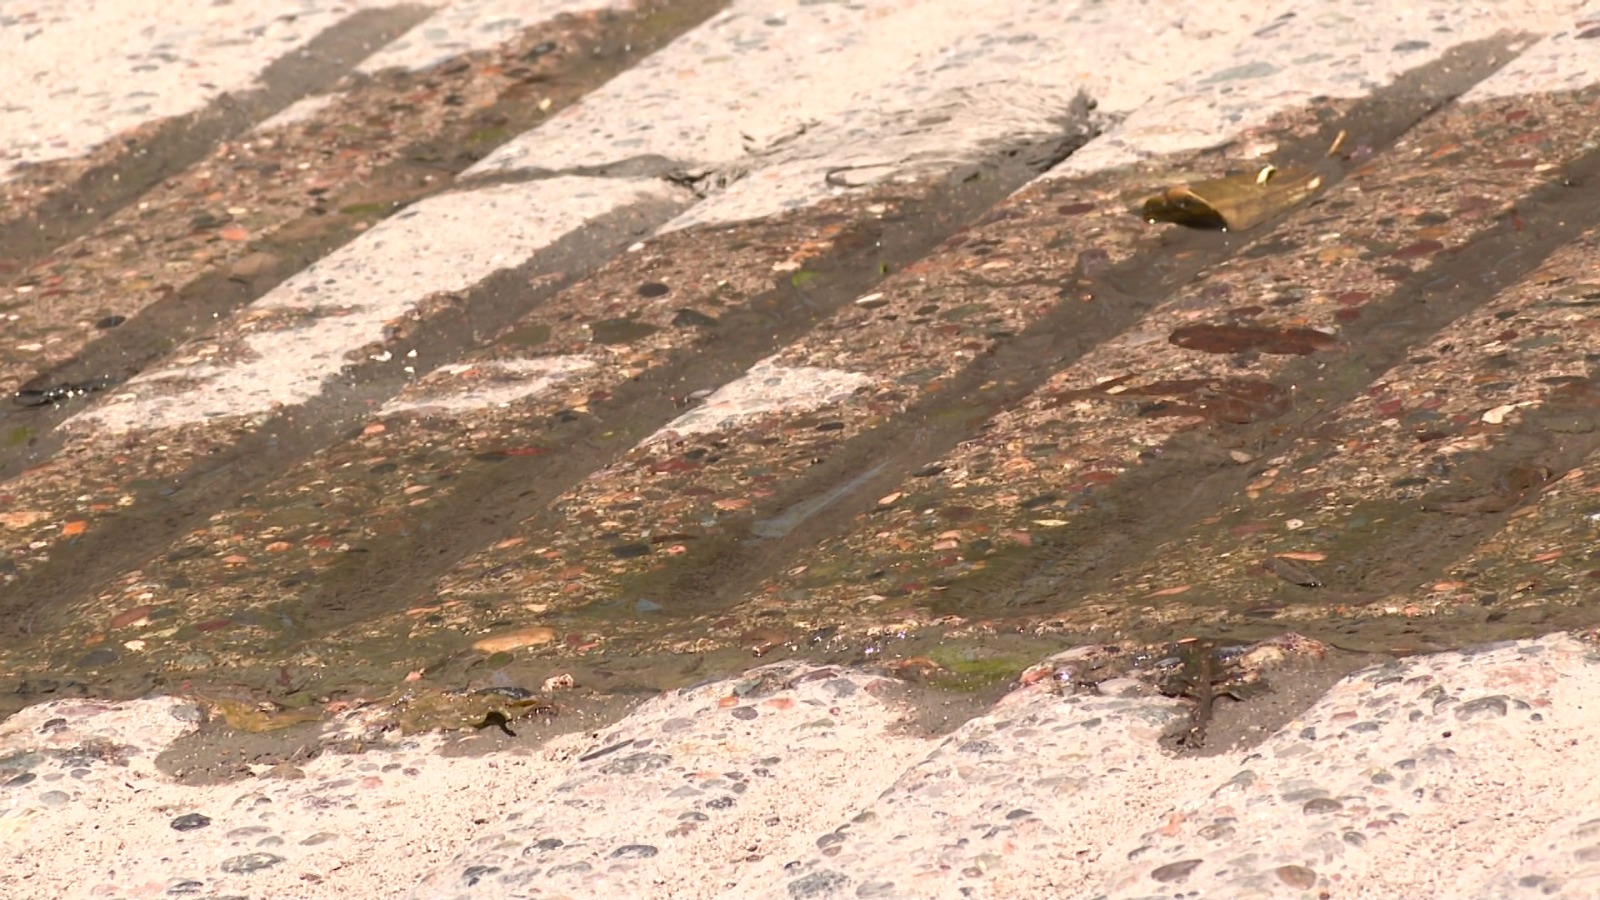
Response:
[3, 1, 1600, 898]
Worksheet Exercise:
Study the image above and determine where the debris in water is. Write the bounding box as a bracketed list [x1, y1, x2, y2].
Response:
[1142, 165, 1323, 231]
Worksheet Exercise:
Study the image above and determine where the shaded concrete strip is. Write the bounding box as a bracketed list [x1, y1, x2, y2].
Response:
[0, 5, 435, 268]
[608, 40, 1526, 628]
[0, 0, 726, 479]
[65, 178, 690, 434]
[0, 193, 682, 637]
[1018, 97, 1600, 641]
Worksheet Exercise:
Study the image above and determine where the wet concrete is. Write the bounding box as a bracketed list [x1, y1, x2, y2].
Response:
[3, 6, 1600, 763]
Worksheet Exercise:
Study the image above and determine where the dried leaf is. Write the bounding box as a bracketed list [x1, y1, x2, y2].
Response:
[1143, 166, 1323, 231]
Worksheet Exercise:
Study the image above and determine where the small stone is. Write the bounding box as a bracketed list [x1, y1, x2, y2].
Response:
[1277, 864, 1318, 888]
[1303, 798, 1344, 815]
[219, 852, 284, 874]
[636, 282, 670, 298]
[1456, 696, 1509, 720]
[301, 832, 338, 846]
[4, 773, 37, 788]
[38, 790, 70, 807]
[171, 813, 211, 831]
[731, 706, 758, 720]
[610, 844, 658, 859]
[166, 879, 205, 895]
[462, 865, 501, 886]
[1150, 859, 1203, 883]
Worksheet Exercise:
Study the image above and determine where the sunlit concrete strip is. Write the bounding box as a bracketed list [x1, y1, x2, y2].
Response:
[1053, 0, 1581, 177]
[468, 0, 1159, 179]
[0, 0, 411, 181]
[1461, 0, 1600, 100]
[65, 177, 688, 435]
[379, 357, 596, 414]
[644, 356, 875, 443]
[663, 0, 1285, 231]
[357, 0, 627, 72]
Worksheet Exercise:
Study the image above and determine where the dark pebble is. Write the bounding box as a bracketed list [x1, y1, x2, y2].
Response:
[1303, 798, 1344, 815]
[462, 864, 501, 886]
[637, 281, 671, 297]
[731, 706, 758, 720]
[610, 844, 658, 859]
[74, 647, 119, 669]
[171, 813, 211, 831]
[4, 773, 36, 788]
[523, 41, 557, 61]
[672, 308, 717, 328]
[788, 869, 849, 898]
[219, 852, 284, 874]
[957, 740, 999, 755]
[531, 838, 565, 852]
[1150, 859, 1203, 883]
[166, 879, 205, 895]
[95, 315, 127, 329]
[608, 542, 651, 559]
